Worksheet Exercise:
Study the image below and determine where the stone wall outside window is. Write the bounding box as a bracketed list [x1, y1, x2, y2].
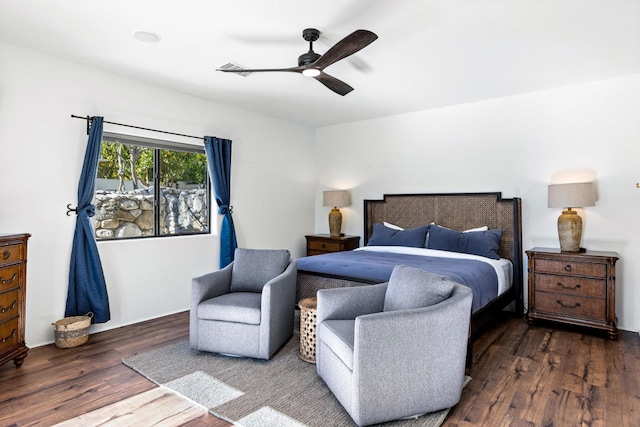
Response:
[94, 187, 208, 239]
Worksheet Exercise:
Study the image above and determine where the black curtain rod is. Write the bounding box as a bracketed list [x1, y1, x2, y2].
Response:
[71, 114, 204, 141]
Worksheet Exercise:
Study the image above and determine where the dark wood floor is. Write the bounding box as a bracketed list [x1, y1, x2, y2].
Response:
[448, 316, 640, 426]
[1, 311, 638, 426]
[0, 311, 227, 427]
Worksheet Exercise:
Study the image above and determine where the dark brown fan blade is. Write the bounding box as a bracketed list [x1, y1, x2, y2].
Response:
[312, 30, 378, 70]
[217, 66, 303, 74]
[313, 72, 354, 96]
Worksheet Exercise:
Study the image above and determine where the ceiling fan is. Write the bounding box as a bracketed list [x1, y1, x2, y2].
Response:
[217, 28, 378, 96]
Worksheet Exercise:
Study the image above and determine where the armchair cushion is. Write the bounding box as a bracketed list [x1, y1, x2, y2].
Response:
[230, 248, 291, 292]
[197, 292, 262, 325]
[383, 265, 456, 312]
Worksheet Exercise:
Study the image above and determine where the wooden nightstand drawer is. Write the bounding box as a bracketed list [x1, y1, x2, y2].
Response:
[308, 240, 342, 252]
[0, 243, 25, 266]
[0, 264, 22, 292]
[533, 259, 606, 278]
[534, 274, 605, 299]
[535, 292, 605, 321]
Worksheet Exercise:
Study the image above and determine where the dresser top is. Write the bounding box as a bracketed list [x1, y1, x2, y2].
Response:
[526, 247, 618, 260]
[0, 233, 31, 240]
[305, 234, 360, 241]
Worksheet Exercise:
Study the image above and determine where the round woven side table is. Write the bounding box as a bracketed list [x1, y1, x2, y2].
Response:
[298, 296, 317, 363]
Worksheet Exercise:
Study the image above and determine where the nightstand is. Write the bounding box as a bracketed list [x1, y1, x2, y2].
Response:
[305, 234, 360, 256]
[526, 247, 618, 339]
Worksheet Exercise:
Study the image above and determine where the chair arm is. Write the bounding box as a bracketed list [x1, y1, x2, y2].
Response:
[189, 262, 234, 350]
[355, 303, 470, 362]
[191, 262, 233, 307]
[316, 283, 387, 325]
[262, 260, 298, 320]
[259, 261, 297, 357]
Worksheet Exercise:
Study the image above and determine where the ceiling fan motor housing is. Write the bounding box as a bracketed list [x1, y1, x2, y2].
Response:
[299, 28, 322, 66]
[298, 51, 321, 66]
[302, 28, 320, 42]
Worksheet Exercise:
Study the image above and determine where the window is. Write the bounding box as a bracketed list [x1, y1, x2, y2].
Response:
[94, 132, 210, 240]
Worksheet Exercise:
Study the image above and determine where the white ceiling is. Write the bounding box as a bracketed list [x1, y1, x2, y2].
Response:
[1, 0, 639, 128]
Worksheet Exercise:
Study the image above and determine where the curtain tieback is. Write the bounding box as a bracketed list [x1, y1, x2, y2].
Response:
[78, 204, 96, 218]
[218, 205, 233, 215]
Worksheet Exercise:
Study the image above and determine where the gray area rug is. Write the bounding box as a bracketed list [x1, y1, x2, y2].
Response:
[123, 335, 469, 427]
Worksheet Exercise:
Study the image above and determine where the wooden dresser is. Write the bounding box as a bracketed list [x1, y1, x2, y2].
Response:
[0, 233, 30, 367]
[305, 234, 360, 256]
[526, 247, 618, 339]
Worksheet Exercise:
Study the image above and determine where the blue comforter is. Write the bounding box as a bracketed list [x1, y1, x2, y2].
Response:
[297, 250, 498, 313]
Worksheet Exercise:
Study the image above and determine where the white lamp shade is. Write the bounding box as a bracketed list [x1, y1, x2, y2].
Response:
[323, 190, 351, 208]
[548, 182, 595, 209]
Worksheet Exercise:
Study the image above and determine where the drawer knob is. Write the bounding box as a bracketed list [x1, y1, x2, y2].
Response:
[564, 264, 572, 272]
[0, 300, 17, 313]
[0, 273, 18, 285]
[321, 243, 326, 249]
[557, 282, 581, 290]
[557, 300, 581, 308]
[2, 250, 9, 260]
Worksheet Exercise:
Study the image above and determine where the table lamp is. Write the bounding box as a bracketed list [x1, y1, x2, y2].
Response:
[322, 190, 351, 237]
[548, 182, 595, 252]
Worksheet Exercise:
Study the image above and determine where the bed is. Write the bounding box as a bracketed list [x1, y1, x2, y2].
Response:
[296, 192, 523, 341]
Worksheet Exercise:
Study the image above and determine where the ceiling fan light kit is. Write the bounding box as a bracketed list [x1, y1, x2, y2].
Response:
[302, 68, 321, 77]
[217, 28, 378, 95]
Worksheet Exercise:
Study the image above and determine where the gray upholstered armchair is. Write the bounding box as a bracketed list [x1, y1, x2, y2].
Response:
[316, 265, 473, 427]
[189, 248, 296, 360]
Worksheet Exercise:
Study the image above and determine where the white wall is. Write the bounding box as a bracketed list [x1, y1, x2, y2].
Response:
[315, 74, 640, 333]
[3, 39, 637, 347]
[0, 42, 316, 346]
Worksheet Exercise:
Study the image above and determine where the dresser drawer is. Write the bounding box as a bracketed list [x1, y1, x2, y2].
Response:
[534, 274, 606, 299]
[308, 240, 342, 252]
[0, 289, 20, 322]
[533, 258, 606, 278]
[535, 292, 605, 321]
[307, 250, 330, 256]
[0, 264, 22, 292]
[0, 243, 25, 266]
[0, 316, 20, 352]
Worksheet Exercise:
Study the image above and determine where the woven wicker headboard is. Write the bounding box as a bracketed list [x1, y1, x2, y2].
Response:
[364, 192, 523, 305]
[364, 192, 520, 261]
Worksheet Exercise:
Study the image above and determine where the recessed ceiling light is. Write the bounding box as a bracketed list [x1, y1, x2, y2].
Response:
[133, 30, 161, 43]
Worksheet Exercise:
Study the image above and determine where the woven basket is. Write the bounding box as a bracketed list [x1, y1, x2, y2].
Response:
[52, 312, 93, 348]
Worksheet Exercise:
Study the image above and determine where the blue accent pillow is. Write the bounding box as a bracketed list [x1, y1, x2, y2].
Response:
[427, 224, 502, 259]
[367, 223, 429, 248]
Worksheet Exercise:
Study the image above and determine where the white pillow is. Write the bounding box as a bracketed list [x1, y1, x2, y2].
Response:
[463, 225, 489, 233]
[383, 221, 404, 230]
[430, 222, 488, 233]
